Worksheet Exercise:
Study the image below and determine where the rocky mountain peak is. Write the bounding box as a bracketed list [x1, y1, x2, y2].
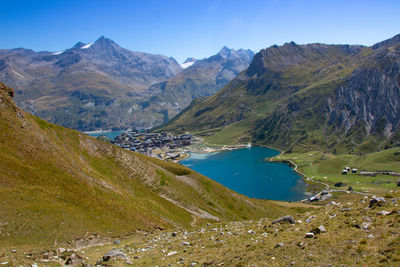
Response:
[72, 42, 85, 49]
[218, 46, 232, 58]
[183, 57, 197, 64]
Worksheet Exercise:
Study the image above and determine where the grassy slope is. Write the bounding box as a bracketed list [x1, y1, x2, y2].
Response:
[0, 83, 306, 252]
[70, 192, 400, 266]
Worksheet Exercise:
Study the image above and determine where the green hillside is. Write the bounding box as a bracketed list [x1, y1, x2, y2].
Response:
[0, 82, 303, 252]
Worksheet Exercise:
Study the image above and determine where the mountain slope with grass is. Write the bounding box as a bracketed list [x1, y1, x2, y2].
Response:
[162, 34, 400, 153]
[0, 82, 302, 251]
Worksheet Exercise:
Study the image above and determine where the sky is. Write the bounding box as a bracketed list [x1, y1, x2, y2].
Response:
[1, 0, 400, 63]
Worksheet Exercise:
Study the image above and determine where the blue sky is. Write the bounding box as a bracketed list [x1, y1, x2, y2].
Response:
[1, 0, 399, 62]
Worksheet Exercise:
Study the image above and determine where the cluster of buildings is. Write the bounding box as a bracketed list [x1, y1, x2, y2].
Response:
[341, 166, 358, 174]
[111, 130, 195, 159]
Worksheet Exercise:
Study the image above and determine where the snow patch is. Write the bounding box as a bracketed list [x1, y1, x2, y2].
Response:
[52, 51, 64, 55]
[181, 61, 195, 69]
[81, 42, 94, 49]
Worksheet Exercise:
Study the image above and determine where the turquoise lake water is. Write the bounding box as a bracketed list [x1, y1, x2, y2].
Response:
[87, 131, 124, 140]
[180, 146, 307, 201]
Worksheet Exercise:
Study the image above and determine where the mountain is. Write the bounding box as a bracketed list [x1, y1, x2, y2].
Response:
[161, 34, 400, 153]
[0, 36, 182, 131]
[0, 82, 297, 250]
[181, 57, 197, 68]
[135, 47, 254, 125]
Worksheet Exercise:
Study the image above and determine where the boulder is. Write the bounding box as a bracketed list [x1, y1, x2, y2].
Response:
[100, 249, 128, 263]
[369, 196, 386, 208]
[305, 233, 315, 238]
[272, 215, 295, 224]
[318, 225, 326, 233]
[377, 210, 391, 216]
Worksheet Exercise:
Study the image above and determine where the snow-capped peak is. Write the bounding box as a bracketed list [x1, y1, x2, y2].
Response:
[81, 42, 94, 49]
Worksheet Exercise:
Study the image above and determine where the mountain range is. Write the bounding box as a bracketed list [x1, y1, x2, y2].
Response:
[136, 47, 254, 124]
[0, 38, 253, 131]
[161, 34, 400, 154]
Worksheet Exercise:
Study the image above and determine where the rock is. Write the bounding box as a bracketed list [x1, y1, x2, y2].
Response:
[377, 210, 391, 215]
[362, 216, 373, 222]
[305, 215, 316, 223]
[11, 249, 16, 253]
[113, 239, 121, 245]
[312, 226, 324, 235]
[247, 230, 255, 234]
[305, 232, 315, 238]
[58, 248, 66, 253]
[274, 242, 285, 248]
[369, 196, 386, 207]
[272, 215, 295, 224]
[167, 251, 177, 256]
[101, 249, 128, 262]
[181, 242, 190, 246]
[362, 222, 371, 230]
[191, 262, 198, 266]
[327, 201, 338, 206]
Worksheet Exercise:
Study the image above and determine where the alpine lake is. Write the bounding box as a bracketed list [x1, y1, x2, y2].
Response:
[180, 146, 308, 201]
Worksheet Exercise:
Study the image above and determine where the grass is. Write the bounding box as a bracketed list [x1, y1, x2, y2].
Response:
[275, 148, 400, 194]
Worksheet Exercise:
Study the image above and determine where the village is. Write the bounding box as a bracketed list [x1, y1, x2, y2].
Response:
[111, 130, 196, 160]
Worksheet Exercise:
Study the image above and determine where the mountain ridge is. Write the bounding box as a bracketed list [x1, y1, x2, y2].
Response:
[161, 34, 400, 153]
[0, 36, 183, 131]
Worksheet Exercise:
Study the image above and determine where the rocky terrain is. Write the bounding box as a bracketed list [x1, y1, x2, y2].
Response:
[162, 34, 400, 154]
[2, 192, 398, 266]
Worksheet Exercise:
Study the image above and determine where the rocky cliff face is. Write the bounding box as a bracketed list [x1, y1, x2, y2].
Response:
[329, 43, 400, 139]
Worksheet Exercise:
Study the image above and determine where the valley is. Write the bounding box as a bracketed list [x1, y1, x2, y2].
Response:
[1, 11, 400, 265]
